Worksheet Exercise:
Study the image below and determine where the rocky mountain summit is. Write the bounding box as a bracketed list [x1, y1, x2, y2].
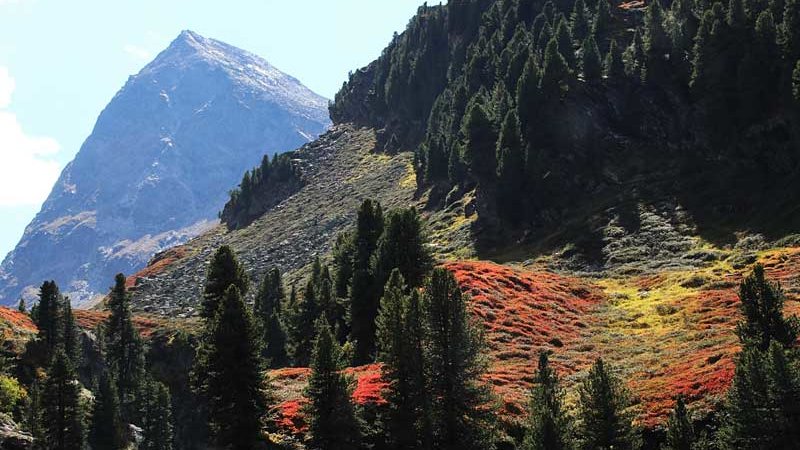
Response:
[0, 30, 330, 305]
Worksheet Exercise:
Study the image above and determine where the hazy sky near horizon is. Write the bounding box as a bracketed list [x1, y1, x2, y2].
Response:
[0, 0, 425, 260]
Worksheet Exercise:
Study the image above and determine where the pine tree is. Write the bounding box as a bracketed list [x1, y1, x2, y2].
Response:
[35, 281, 63, 357]
[198, 286, 266, 449]
[793, 60, 800, 102]
[105, 273, 146, 423]
[305, 318, 361, 450]
[576, 358, 640, 450]
[642, 0, 670, 83]
[89, 373, 126, 450]
[541, 38, 571, 99]
[253, 268, 289, 368]
[349, 199, 384, 364]
[496, 110, 526, 223]
[17, 298, 26, 313]
[372, 207, 432, 292]
[664, 396, 694, 450]
[288, 277, 320, 366]
[516, 55, 541, 142]
[62, 298, 80, 365]
[736, 264, 799, 351]
[201, 245, 249, 320]
[424, 268, 494, 450]
[592, 0, 613, 48]
[142, 380, 174, 450]
[623, 29, 645, 79]
[604, 39, 626, 79]
[42, 350, 87, 450]
[571, 0, 590, 43]
[582, 35, 602, 82]
[332, 231, 355, 299]
[555, 16, 577, 69]
[461, 95, 498, 180]
[779, 0, 800, 61]
[521, 352, 573, 450]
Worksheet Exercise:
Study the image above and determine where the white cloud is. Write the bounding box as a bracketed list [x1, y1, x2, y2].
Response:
[123, 44, 152, 62]
[0, 67, 61, 207]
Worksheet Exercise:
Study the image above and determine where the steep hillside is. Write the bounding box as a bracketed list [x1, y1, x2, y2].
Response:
[0, 30, 330, 306]
[128, 125, 420, 314]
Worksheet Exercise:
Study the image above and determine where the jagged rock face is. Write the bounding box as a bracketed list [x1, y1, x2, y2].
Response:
[0, 30, 330, 305]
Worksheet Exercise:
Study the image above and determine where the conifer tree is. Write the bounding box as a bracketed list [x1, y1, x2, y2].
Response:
[62, 299, 80, 365]
[592, 0, 613, 48]
[35, 280, 63, 356]
[461, 95, 498, 180]
[642, 0, 670, 82]
[142, 380, 174, 450]
[305, 318, 361, 450]
[541, 38, 571, 99]
[516, 55, 542, 141]
[89, 373, 126, 450]
[424, 268, 494, 450]
[555, 17, 577, 69]
[105, 273, 146, 423]
[582, 35, 603, 82]
[664, 396, 694, 450]
[576, 358, 640, 450]
[42, 350, 87, 450]
[496, 110, 526, 222]
[793, 60, 800, 102]
[521, 352, 573, 450]
[571, 0, 590, 42]
[349, 199, 384, 364]
[372, 207, 432, 293]
[201, 245, 249, 320]
[623, 29, 645, 79]
[779, 0, 800, 61]
[332, 231, 355, 299]
[288, 277, 320, 366]
[17, 298, 26, 313]
[604, 39, 626, 79]
[736, 264, 799, 351]
[254, 268, 289, 368]
[198, 286, 265, 449]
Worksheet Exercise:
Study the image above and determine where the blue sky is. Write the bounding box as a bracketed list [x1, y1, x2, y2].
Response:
[0, 0, 426, 259]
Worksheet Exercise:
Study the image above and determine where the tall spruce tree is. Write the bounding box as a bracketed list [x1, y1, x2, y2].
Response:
[35, 280, 63, 357]
[201, 245, 249, 320]
[664, 396, 694, 450]
[642, 0, 670, 82]
[521, 352, 573, 450]
[89, 373, 125, 450]
[604, 39, 626, 79]
[349, 199, 384, 364]
[736, 264, 799, 351]
[571, 0, 590, 42]
[794, 60, 800, 102]
[576, 358, 640, 450]
[305, 318, 361, 450]
[105, 273, 146, 423]
[62, 299, 80, 366]
[555, 16, 577, 69]
[582, 35, 603, 82]
[372, 207, 432, 293]
[42, 350, 87, 450]
[142, 379, 174, 450]
[424, 268, 494, 450]
[496, 109, 526, 222]
[254, 268, 289, 368]
[779, 0, 800, 61]
[198, 286, 266, 449]
[461, 95, 498, 180]
[287, 277, 320, 366]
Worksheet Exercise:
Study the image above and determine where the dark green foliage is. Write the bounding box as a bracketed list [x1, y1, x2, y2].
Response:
[253, 268, 289, 368]
[376, 271, 428, 450]
[42, 350, 87, 450]
[521, 352, 573, 450]
[516, 54, 541, 142]
[17, 298, 25, 313]
[496, 110, 526, 222]
[287, 278, 319, 367]
[34, 281, 63, 356]
[555, 16, 577, 69]
[664, 396, 694, 450]
[197, 286, 266, 449]
[576, 358, 640, 450]
[349, 199, 384, 363]
[642, 0, 671, 82]
[571, 0, 590, 42]
[461, 95, 498, 180]
[221, 152, 301, 229]
[604, 39, 625, 79]
[89, 373, 125, 450]
[582, 35, 603, 82]
[541, 38, 571, 99]
[61, 299, 80, 365]
[305, 318, 361, 450]
[372, 207, 432, 293]
[201, 245, 249, 320]
[623, 28, 645, 79]
[718, 342, 800, 449]
[142, 379, 174, 450]
[105, 273, 146, 423]
[332, 231, 355, 299]
[423, 268, 495, 450]
[779, 0, 800, 60]
[592, 0, 613, 47]
[736, 264, 799, 351]
[793, 60, 800, 102]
